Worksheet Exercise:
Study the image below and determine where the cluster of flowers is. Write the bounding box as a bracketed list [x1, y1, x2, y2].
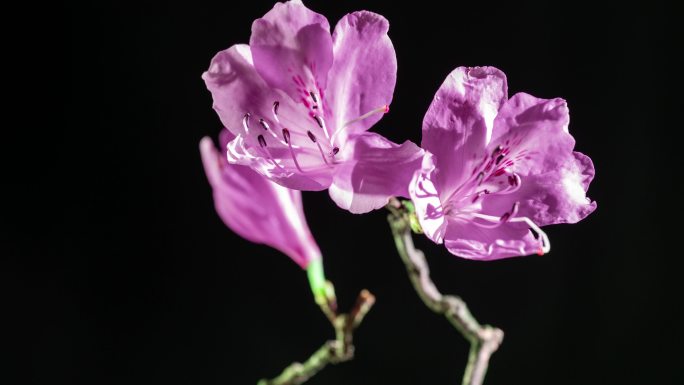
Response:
[200, 0, 596, 270]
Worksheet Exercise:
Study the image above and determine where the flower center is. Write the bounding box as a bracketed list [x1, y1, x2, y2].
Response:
[443, 142, 549, 254]
[240, 89, 389, 173]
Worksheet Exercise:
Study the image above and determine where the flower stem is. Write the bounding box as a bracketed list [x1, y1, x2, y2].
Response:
[387, 201, 504, 385]
[257, 266, 375, 385]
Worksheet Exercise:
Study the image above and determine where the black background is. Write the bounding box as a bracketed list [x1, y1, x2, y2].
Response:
[15, 1, 681, 384]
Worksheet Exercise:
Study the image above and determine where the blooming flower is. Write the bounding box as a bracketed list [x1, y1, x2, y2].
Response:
[200, 130, 320, 268]
[203, 0, 423, 213]
[409, 67, 596, 260]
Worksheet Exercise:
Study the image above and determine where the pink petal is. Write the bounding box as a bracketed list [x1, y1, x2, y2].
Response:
[250, 0, 333, 100]
[328, 133, 424, 214]
[224, 132, 333, 191]
[482, 151, 597, 227]
[327, 11, 397, 143]
[200, 133, 321, 268]
[422, 66, 508, 198]
[203, 45, 334, 191]
[202, 44, 291, 138]
[481, 93, 596, 226]
[408, 152, 448, 243]
[443, 220, 542, 261]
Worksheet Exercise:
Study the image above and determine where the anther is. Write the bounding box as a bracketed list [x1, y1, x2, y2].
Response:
[282, 128, 291, 144]
[495, 154, 505, 165]
[510, 202, 520, 217]
[331, 147, 339, 155]
[259, 118, 270, 130]
[313, 115, 324, 129]
[472, 190, 488, 203]
[477, 172, 485, 185]
[307, 130, 317, 143]
[309, 91, 319, 104]
[257, 135, 267, 148]
[272, 101, 280, 115]
[508, 173, 521, 187]
[492, 145, 503, 157]
[242, 113, 251, 132]
[500, 212, 511, 222]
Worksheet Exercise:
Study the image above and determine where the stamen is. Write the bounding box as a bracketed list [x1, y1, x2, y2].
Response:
[330, 104, 390, 144]
[342, 105, 390, 128]
[257, 135, 267, 148]
[315, 141, 330, 166]
[499, 203, 519, 223]
[313, 115, 324, 129]
[282, 128, 304, 173]
[470, 213, 505, 229]
[477, 172, 485, 185]
[259, 118, 270, 131]
[271, 102, 282, 125]
[307, 130, 317, 143]
[471, 189, 489, 203]
[510, 202, 520, 217]
[242, 113, 251, 134]
[509, 216, 551, 254]
[508, 173, 521, 187]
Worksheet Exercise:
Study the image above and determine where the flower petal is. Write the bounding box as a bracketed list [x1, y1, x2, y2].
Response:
[225, 132, 332, 191]
[443, 220, 542, 261]
[328, 132, 424, 214]
[203, 44, 294, 137]
[250, 0, 333, 100]
[422, 66, 508, 198]
[482, 150, 597, 226]
[409, 152, 448, 243]
[482, 93, 596, 225]
[488, 93, 572, 175]
[200, 133, 321, 268]
[327, 11, 397, 143]
[203, 46, 335, 191]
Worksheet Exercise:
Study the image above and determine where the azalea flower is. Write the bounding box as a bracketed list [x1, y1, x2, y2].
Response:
[203, 0, 422, 213]
[409, 66, 596, 260]
[200, 130, 320, 268]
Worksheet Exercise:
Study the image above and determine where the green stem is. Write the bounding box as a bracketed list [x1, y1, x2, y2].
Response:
[257, 263, 375, 385]
[388, 202, 503, 385]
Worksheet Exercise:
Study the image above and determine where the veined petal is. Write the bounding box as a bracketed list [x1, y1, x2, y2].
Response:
[201, 133, 321, 268]
[250, 0, 333, 100]
[328, 132, 423, 214]
[203, 44, 293, 138]
[482, 151, 596, 226]
[224, 132, 332, 191]
[488, 93, 574, 176]
[327, 11, 397, 143]
[422, 66, 508, 198]
[409, 152, 448, 243]
[481, 93, 596, 225]
[443, 220, 541, 261]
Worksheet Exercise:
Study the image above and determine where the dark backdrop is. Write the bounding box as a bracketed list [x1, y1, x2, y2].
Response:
[18, 1, 681, 384]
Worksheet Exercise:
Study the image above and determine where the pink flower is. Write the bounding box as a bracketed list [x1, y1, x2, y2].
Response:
[202, 0, 423, 213]
[200, 130, 321, 268]
[409, 67, 596, 260]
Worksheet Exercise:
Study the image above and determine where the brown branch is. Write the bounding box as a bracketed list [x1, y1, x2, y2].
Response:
[388, 202, 503, 385]
[257, 289, 375, 385]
